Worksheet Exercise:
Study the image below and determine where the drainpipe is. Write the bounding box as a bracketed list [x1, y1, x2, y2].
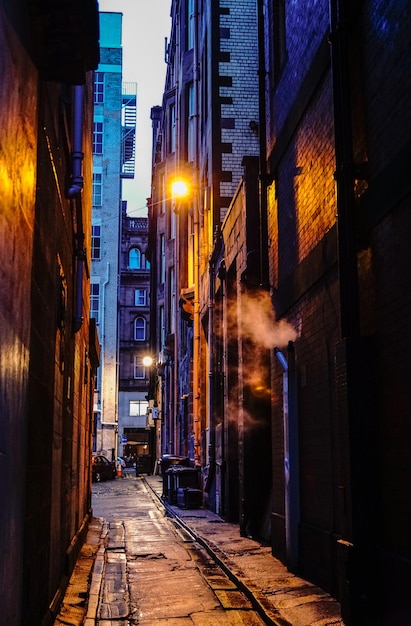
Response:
[328, 2, 359, 339]
[257, 0, 269, 288]
[193, 0, 201, 467]
[66, 85, 85, 333]
[205, 255, 216, 497]
[67, 85, 85, 198]
[73, 243, 86, 333]
[329, 2, 362, 621]
[100, 262, 110, 425]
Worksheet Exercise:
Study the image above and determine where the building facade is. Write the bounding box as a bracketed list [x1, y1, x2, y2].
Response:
[0, 1, 99, 623]
[263, 1, 411, 622]
[91, 12, 137, 459]
[118, 211, 155, 474]
[148, 0, 260, 476]
[149, 1, 411, 624]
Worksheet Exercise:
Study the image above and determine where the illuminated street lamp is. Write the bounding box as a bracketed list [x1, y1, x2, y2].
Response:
[142, 355, 154, 368]
[169, 175, 201, 466]
[171, 179, 189, 198]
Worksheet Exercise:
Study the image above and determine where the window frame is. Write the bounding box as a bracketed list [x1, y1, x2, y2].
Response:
[91, 225, 101, 260]
[134, 289, 147, 306]
[134, 316, 146, 341]
[93, 121, 103, 154]
[92, 172, 103, 206]
[94, 71, 105, 104]
[90, 282, 100, 324]
[129, 247, 141, 269]
[133, 356, 145, 379]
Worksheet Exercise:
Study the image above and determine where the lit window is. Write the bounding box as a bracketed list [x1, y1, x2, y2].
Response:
[129, 399, 149, 416]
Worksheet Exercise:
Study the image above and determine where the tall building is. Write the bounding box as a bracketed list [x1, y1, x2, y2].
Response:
[149, 1, 411, 624]
[148, 0, 260, 477]
[91, 12, 137, 459]
[0, 1, 99, 622]
[118, 209, 155, 474]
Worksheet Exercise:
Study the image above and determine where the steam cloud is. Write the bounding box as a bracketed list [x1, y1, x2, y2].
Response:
[237, 289, 297, 350]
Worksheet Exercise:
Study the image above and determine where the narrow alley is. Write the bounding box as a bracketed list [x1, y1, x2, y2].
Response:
[55, 475, 344, 626]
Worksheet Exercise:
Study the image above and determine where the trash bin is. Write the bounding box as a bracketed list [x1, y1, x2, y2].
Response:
[135, 455, 152, 476]
[166, 466, 200, 506]
[176, 487, 202, 509]
[160, 455, 191, 499]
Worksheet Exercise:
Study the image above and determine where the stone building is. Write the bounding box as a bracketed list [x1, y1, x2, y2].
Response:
[150, 0, 411, 624]
[118, 211, 155, 474]
[0, 1, 99, 623]
[148, 0, 260, 479]
[91, 12, 137, 459]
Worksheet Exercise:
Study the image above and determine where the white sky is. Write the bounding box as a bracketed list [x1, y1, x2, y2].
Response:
[98, 0, 171, 216]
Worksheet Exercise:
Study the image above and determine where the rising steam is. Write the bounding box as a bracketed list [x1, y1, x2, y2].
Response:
[238, 289, 297, 349]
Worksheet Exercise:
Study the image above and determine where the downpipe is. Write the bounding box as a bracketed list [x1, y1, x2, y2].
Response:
[66, 85, 85, 333]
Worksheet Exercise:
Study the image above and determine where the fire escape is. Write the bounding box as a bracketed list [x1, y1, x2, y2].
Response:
[121, 83, 137, 178]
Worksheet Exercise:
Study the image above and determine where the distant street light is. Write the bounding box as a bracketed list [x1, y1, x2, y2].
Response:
[142, 355, 153, 367]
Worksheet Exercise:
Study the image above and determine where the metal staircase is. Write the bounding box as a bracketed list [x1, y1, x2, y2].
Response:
[121, 83, 137, 178]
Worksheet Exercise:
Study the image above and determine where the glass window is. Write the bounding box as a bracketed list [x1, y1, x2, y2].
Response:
[133, 356, 145, 379]
[93, 121, 103, 154]
[92, 173, 103, 206]
[129, 400, 149, 416]
[187, 83, 195, 162]
[187, 0, 195, 50]
[169, 104, 176, 153]
[94, 72, 104, 104]
[169, 267, 176, 333]
[159, 305, 165, 349]
[91, 225, 101, 260]
[129, 247, 141, 269]
[272, 0, 287, 82]
[134, 317, 146, 341]
[159, 235, 165, 284]
[135, 289, 146, 306]
[90, 283, 100, 324]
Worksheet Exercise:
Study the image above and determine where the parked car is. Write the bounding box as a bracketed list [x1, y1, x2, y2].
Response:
[92, 455, 117, 482]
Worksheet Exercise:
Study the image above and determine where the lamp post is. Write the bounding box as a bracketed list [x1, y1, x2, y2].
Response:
[171, 177, 201, 466]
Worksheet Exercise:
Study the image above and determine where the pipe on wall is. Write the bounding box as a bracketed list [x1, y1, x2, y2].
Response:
[67, 85, 86, 333]
[67, 85, 85, 198]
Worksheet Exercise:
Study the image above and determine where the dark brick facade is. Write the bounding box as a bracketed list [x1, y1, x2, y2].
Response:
[265, 0, 411, 622]
[0, 3, 99, 623]
[149, 1, 411, 623]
